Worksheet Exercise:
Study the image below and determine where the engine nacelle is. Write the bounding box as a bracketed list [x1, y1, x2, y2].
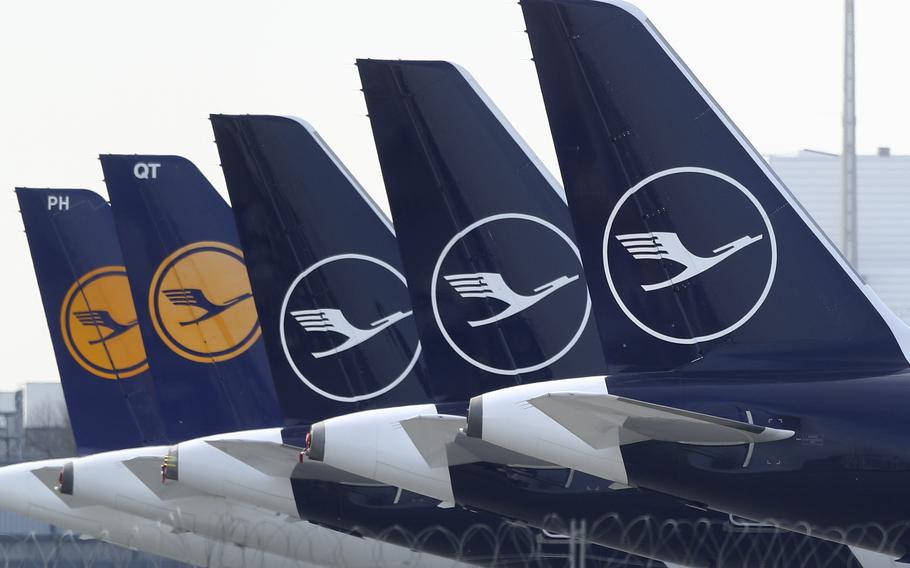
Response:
[307, 404, 456, 503]
[465, 376, 629, 484]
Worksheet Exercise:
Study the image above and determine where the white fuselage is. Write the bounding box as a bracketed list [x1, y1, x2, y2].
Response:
[470, 376, 628, 483]
[308, 382, 627, 504]
[169, 430, 472, 568]
[0, 458, 308, 567]
[70, 446, 334, 565]
[173, 429, 298, 516]
[314, 404, 456, 503]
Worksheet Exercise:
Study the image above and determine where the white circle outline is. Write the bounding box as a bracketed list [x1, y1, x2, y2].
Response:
[602, 167, 777, 345]
[279, 253, 422, 402]
[431, 213, 592, 375]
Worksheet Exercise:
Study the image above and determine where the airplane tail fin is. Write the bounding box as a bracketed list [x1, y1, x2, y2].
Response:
[100, 155, 282, 440]
[16, 188, 168, 454]
[357, 58, 607, 396]
[210, 115, 431, 425]
[521, 0, 910, 374]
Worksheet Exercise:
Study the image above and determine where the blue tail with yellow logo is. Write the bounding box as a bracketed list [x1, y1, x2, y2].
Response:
[520, 0, 910, 375]
[16, 188, 168, 454]
[100, 155, 282, 441]
[357, 58, 607, 398]
[210, 115, 433, 426]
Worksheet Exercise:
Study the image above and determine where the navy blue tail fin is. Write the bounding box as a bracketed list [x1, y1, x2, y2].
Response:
[521, 0, 910, 374]
[16, 188, 168, 454]
[100, 155, 282, 440]
[357, 59, 607, 399]
[210, 115, 432, 425]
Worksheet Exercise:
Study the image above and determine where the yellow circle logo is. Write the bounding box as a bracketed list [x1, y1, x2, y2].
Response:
[60, 266, 149, 380]
[149, 241, 260, 363]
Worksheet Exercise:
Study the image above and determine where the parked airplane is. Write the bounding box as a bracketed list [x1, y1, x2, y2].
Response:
[461, 0, 910, 558]
[92, 142, 618, 566]
[11, 187, 325, 566]
[16, 181, 467, 566]
[8, 2, 910, 567]
[299, 58, 890, 567]
[40, 155, 473, 567]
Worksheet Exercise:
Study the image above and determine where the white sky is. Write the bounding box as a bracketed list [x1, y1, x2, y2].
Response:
[1, 0, 908, 388]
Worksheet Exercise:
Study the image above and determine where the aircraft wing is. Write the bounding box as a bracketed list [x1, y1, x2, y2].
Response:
[528, 392, 794, 449]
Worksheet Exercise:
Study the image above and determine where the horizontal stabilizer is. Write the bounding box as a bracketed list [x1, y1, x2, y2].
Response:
[30, 467, 88, 508]
[529, 392, 794, 449]
[121, 456, 197, 500]
[204, 438, 386, 488]
[401, 414, 552, 468]
[206, 439, 302, 477]
[399, 415, 467, 468]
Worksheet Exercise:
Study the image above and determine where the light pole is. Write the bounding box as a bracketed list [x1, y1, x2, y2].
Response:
[842, 0, 858, 267]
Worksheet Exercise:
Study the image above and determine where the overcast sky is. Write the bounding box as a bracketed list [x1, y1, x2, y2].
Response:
[1, 0, 908, 388]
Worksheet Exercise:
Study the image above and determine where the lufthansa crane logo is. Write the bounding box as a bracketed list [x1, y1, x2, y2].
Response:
[603, 167, 777, 344]
[149, 241, 260, 363]
[290, 308, 414, 358]
[444, 273, 580, 328]
[60, 266, 148, 380]
[615, 232, 764, 291]
[280, 254, 420, 402]
[432, 213, 590, 375]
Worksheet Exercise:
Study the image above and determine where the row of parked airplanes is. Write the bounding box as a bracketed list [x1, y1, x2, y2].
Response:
[8, 1, 910, 567]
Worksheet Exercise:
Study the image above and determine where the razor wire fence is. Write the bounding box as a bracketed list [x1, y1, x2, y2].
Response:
[0, 513, 906, 568]
[0, 532, 185, 568]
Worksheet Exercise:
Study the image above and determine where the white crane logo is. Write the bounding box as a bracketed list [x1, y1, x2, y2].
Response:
[279, 253, 421, 403]
[602, 167, 777, 345]
[616, 231, 763, 291]
[290, 308, 413, 358]
[444, 272, 579, 327]
[431, 213, 591, 376]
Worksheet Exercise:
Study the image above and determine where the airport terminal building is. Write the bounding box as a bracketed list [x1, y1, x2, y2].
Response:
[770, 148, 910, 322]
